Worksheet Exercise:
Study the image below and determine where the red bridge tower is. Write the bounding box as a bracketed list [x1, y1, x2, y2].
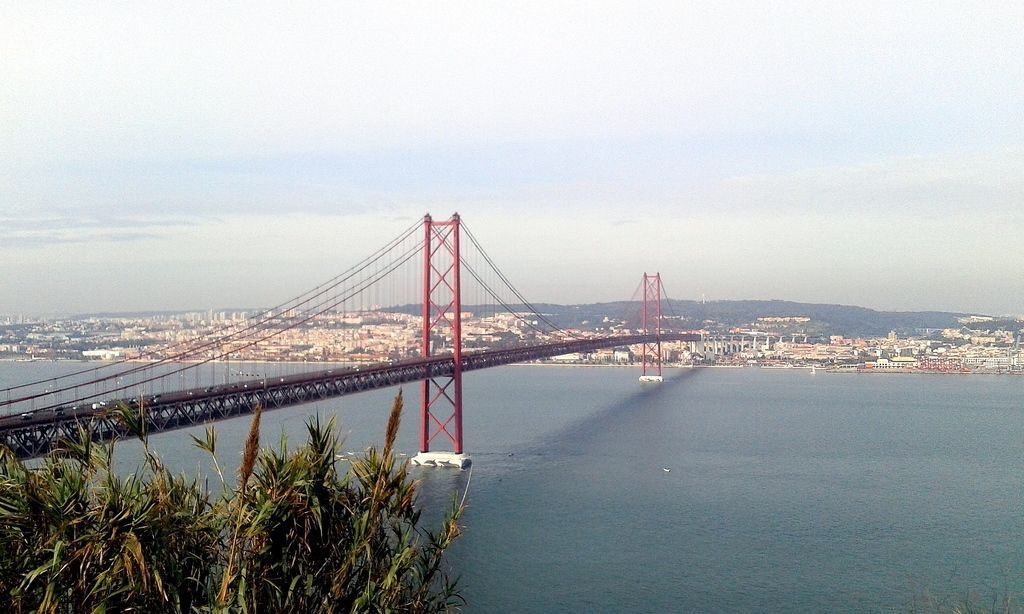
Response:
[411, 213, 471, 469]
[639, 272, 664, 383]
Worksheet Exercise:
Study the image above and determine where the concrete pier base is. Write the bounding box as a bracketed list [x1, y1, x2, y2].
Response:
[639, 375, 664, 383]
[411, 451, 472, 469]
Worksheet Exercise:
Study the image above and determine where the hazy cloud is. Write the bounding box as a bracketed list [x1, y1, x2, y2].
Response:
[1, 2, 1022, 314]
[3, 231, 163, 248]
[1, 214, 204, 232]
[697, 149, 1024, 216]
[0, 215, 203, 249]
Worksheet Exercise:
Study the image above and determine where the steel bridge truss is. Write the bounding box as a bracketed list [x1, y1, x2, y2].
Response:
[0, 333, 700, 460]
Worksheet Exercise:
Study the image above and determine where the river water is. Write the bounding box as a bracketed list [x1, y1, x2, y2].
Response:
[3, 362, 1024, 611]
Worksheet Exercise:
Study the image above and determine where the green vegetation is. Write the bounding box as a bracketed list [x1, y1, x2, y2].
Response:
[0, 391, 464, 612]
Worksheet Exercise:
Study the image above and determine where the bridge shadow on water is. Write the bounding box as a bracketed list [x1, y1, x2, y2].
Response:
[409, 365, 714, 531]
[513, 367, 703, 462]
[413, 367, 705, 511]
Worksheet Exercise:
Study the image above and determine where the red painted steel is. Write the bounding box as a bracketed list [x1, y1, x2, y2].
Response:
[419, 213, 464, 454]
[420, 215, 432, 452]
[641, 273, 663, 377]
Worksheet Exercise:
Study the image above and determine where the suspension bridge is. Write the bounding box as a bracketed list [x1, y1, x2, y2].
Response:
[0, 214, 700, 465]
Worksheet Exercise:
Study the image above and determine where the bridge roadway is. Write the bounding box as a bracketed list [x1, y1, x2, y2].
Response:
[0, 333, 700, 459]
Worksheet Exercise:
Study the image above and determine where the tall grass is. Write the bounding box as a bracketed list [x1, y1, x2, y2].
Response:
[0, 390, 464, 612]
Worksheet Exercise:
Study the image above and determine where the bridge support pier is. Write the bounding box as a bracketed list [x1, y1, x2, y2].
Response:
[410, 450, 471, 469]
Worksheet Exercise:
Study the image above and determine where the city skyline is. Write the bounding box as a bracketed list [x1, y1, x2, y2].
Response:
[2, 2, 1023, 315]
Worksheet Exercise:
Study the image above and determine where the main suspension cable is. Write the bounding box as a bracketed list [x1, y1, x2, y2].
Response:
[24, 237, 424, 414]
[461, 223, 580, 338]
[4, 221, 423, 409]
[460, 258, 570, 340]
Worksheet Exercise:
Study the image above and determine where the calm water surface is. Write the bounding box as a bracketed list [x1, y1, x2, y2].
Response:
[3, 362, 1024, 611]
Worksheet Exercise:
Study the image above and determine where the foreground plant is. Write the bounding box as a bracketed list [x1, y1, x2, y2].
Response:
[0, 391, 464, 612]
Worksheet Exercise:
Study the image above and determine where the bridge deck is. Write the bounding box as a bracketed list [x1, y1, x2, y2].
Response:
[0, 333, 700, 459]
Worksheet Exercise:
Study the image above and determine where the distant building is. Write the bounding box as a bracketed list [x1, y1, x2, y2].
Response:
[963, 356, 1012, 369]
[869, 356, 918, 370]
[82, 349, 123, 360]
[551, 353, 582, 362]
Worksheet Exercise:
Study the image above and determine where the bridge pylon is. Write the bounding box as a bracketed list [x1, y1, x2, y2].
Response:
[412, 213, 471, 469]
[639, 272, 664, 383]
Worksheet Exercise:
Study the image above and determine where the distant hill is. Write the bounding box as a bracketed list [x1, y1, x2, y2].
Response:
[513, 300, 974, 338]
[68, 300, 989, 339]
[391, 299, 975, 338]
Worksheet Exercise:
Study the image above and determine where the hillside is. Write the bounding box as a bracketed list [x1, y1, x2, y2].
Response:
[69, 300, 989, 340]
[530, 300, 972, 338]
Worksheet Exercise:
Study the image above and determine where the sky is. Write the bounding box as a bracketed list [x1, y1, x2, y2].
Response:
[2, 2, 1023, 316]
